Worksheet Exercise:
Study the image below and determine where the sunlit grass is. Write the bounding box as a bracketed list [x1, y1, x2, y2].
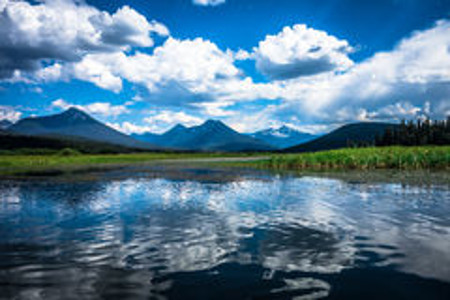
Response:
[254, 146, 450, 170]
[0, 146, 448, 176]
[0, 151, 257, 175]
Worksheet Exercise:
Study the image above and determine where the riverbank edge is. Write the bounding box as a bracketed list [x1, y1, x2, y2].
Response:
[0, 146, 448, 178]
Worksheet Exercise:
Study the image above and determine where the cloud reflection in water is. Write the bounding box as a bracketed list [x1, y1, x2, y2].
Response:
[0, 171, 449, 299]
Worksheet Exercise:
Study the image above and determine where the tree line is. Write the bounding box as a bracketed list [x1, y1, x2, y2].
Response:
[376, 117, 450, 146]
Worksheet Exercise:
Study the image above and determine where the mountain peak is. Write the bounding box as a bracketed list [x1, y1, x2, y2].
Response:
[8, 107, 158, 150]
[202, 119, 227, 128]
[132, 118, 273, 151]
[204, 119, 222, 125]
[199, 120, 235, 134]
[60, 107, 92, 122]
[64, 107, 88, 115]
[173, 124, 187, 130]
[166, 123, 188, 134]
[249, 125, 317, 149]
[278, 125, 292, 131]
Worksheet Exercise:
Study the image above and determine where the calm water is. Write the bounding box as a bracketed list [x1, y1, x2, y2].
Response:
[0, 168, 449, 300]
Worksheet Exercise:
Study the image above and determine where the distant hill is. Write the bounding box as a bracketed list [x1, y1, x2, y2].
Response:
[8, 108, 158, 150]
[133, 120, 274, 152]
[248, 125, 317, 149]
[0, 131, 147, 154]
[0, 120, 12, 130]
[284, 122, 399, 153]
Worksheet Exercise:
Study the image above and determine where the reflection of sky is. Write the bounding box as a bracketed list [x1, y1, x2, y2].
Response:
[0, 173, 449, 299]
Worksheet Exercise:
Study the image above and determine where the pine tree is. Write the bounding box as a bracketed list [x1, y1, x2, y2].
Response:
[376, 117, 450, 146]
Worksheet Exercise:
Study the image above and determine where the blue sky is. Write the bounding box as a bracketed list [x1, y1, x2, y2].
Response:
[0, 0, 449, 134]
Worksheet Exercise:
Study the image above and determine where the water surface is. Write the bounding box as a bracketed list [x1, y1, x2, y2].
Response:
[0, 167, 449, 299]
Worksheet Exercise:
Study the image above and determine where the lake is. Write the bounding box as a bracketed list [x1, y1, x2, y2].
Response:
[0, 166, 449, 299]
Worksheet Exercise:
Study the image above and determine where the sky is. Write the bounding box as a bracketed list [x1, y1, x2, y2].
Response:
[0, 0, 449, 134]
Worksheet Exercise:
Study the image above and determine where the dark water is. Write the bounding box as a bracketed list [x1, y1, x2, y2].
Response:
[0, 168, 449, 300]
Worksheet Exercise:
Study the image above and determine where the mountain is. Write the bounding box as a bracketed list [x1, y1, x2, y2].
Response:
[132, 124, 188, 147]
[0, 120, 12, 130]
[248, 125, 317, 149]
[133, 120, 274, 152]
[284, 122, 399, 153]
[8, 108, 158, 150]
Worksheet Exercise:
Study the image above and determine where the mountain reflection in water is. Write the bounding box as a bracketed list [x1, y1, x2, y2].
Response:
[0, 168, 449, 299]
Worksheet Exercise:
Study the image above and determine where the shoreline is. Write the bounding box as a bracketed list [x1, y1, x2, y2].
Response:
[0, 146, 448, 178]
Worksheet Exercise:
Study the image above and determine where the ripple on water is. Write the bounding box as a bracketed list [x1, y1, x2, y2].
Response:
[0, 172, 450, 299]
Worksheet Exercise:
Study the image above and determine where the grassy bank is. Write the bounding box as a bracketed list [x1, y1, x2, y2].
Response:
[0, 152, 258, 176]
[0, 146, 448, 176]
[252, 146, 450, 170]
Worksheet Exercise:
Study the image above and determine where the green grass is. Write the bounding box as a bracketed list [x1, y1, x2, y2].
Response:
[0, 146, 448, 176]
[0, 151, 257, 176]
[252, 146, 450, 170]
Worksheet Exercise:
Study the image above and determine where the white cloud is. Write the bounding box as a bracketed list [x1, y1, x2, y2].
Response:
[72, 54, 124, 93]
[107, 121, 154, 135]
[144, 110, 203, 132]
[0, 0, 168, 79]
[50, 20, 450, 132]
[220, 20, 450, 132]
[51, 98, 130, 117]
[253, 24, 354, 79]
[125, 37, 240, 93]
[35, 63, 65, 82]
[192, 0, 226, 7]
[354, 102, 430, 122]
[95, 5, 169, 47]
[195, 102, 234, 117]
[2, 0, 449, 133]
[0, 105, 22, 122]
[271, 20, 450, 124]
[59, 37, 274, 102]
[108, 109, 205, 134]
[233, 49, 252, 61]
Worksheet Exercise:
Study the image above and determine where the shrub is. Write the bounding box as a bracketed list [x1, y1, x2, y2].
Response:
[56, 148, 82, 156]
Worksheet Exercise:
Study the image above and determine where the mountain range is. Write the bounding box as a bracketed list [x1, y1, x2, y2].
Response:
[8, 108, 158, 150]
[132, 120, 274, 152]
[248, 125, 317, 149]
[1, 108, 400, 153]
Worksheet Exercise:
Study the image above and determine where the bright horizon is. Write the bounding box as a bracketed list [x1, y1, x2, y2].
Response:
[1, 0, 450, 135]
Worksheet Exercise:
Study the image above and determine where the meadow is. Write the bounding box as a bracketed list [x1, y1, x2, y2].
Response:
[255, 146, 450, 170]
[0, 146, 448, 176]
[0, 150, 256, 176]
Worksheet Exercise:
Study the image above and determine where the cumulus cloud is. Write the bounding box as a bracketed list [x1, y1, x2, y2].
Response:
[217, 20, 450, 132]
[121, 37, 240, 93]
[356, 102, 431, 122]
[107, 121, 155, 135]
[192, 0, 226, 7]
[71, 55, 124, 93]
[272, 20, 450, 124]
[0, 0, 168, 79]
[2, 0, 449, 133]
[233, 49, 252, 61]
[144, 110, 203, 132]
[45, 20, 450, 132]
[52, 37, 275, 104]
[51, 98, 130, 117]
[108, 109, 204, 134]
[253, 24, 354, 80]
[195, 101, 235, 117]
[0, 105, 22, 122]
